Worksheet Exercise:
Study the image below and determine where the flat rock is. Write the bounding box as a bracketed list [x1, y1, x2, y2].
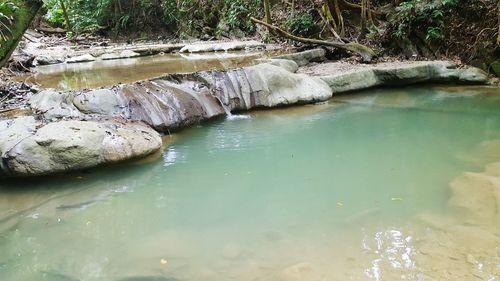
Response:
[299, 61, 490, 93]
[0, 119, 162, 176]
[66, 53, 96, 63]
[35, 55, 64, 65]
[179, 40, 265, 53]
[101, 50, 141, 60]
[275, 48, 326, 67]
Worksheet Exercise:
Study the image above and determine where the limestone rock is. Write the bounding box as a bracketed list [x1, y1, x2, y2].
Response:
[275, 48, 326, 67]
[266, 59, 299, 73]
[1, 120, 162, 176]
[280, 263, 324, 281]
[73, 89, 126, 115]
[29, 90, 82, 120]
[318, 61, 490, 94]
[0, 116, 38, 174]
[66, 53, 96, 63]
[101, 50, 141, 60]
[35, 55, 64, 65]
[179, 40, 265, 53]
[120, 50, 141, 58]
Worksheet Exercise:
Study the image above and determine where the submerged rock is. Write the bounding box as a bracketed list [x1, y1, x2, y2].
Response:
[449, 172, 500, 225]
[0, 119, 161, 176]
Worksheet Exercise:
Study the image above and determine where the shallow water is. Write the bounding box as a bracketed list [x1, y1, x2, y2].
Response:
[19, 50, 284, 91]
[1, 86, 500, 280]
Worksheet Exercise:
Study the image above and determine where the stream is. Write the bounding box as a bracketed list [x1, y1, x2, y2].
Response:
[0, 85, 499, 280]
[18, 50, 285, 91]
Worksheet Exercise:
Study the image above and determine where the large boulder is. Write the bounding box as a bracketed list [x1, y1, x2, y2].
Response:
[0, 119, 162, 176]
[28, 61, 331, 132]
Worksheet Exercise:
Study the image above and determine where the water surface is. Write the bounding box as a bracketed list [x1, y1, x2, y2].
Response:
[1, 86, 499, 280]
[19, 50, 284, 91]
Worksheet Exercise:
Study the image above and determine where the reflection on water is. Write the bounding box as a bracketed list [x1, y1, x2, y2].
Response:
[20, 50, 285, 91]
[1, 86, 500, 280]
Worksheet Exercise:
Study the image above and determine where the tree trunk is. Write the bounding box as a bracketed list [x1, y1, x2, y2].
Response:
[251, 17, 376, 62]
[497, 0, 500, 45]
[264, 0, 272, 24]
[58, 0, 73, 32]
[0, 0, 43, 68]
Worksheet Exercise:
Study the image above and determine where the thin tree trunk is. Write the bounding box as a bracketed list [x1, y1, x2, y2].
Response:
[497, 0, 500, 45]
[0, 0, 43, 67]
[264, 0, 272, 24]
[58, 0, 72, 32]
[251, 17, 376, 62]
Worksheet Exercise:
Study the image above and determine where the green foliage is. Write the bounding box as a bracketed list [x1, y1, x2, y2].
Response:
[390, 0, 458, 42]
[285, 13, 317, 37]
[219, 0, 261, 33]
[42, 0, 64, 25]
[0, 1, 20, 41]
[39, 0, 263, 38]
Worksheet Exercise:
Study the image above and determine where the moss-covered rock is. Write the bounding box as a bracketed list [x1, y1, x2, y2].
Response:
[0, 0, 42, 67]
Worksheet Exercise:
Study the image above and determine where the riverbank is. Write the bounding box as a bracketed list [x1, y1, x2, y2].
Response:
[0, 48, 494, 177]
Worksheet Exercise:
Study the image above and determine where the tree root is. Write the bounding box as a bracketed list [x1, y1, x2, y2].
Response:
[250, 17, 376, 62]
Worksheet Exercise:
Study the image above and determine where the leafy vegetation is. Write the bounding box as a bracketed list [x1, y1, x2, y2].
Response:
[389, 0, 459, 42]
[0, 1, 20, 41]
[40, 0, 263, 37]
[284, 12, 318, 37]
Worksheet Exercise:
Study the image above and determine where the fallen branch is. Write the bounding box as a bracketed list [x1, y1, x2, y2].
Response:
[251, 17, 376, 62]
[36, 26, 67, 34]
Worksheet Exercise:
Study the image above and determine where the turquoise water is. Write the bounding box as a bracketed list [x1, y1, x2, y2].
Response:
[1, 86, 500, 280]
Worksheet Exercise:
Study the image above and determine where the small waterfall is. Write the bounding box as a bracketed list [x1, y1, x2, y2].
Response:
[214, 95, 233, 116]
[214, 95, 250, 120]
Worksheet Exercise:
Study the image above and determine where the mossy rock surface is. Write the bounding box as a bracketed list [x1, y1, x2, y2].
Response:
[490, 61, 500, 77]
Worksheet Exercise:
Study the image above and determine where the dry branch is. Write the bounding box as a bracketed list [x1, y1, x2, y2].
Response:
[250, 17, 376, 62]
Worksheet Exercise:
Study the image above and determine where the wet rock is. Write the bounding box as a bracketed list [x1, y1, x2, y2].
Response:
[449, 172, 500, 224]
[1, 120, 162, 176]
[115, 277, 180, 281]
[280, 263, 324, 281]
[222, 243, 242, 259]
[275, 49, 326, 67]
[179, 40, 265, 53]
[66, 53, 96, 63]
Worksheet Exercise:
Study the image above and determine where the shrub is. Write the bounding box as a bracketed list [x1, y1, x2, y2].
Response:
[285, 12, 318, 37]
[390, 0, 458, 42]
